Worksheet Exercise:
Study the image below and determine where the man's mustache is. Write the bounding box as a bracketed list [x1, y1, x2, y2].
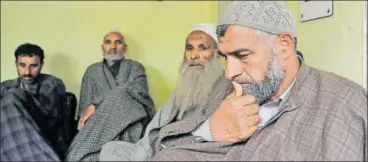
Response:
[187, 60, 205, 66]
[22, 74, 34, 79]
[233, 77, 254, 85]
[107, 49, 117, 53]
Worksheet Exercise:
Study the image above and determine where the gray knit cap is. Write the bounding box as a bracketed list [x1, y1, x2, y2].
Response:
[219, 1, 297, 37]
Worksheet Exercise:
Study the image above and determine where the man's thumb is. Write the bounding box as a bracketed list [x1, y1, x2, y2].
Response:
[232, 81, 243, 97]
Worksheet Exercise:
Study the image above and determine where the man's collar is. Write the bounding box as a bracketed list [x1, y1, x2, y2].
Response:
[279, 54, 304, 101]
[263, 78, 296, 106]
[280, 60, 311, 112]
[279, 78, 296, 101]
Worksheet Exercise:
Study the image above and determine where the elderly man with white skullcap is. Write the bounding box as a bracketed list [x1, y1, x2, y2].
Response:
[98, 23, 233, 161]
[66, 30, 156, 161]
[150, 1, 367, 161]
[77, 30, 154, 130]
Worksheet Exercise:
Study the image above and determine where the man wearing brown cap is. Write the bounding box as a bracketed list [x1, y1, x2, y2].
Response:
[150, 1, 367, 161]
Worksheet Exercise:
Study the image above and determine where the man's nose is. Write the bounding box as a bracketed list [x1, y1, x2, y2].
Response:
[110, 43, 116, 49]
[24, 67, 31, 75]
[190, 51, 200, 60]
[225, 57, 242, 80]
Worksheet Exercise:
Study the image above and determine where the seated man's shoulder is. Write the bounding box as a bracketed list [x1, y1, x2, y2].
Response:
[86, 62, 104, 71]
[125, 59, 144, 67]
[306, 66, 367, 117]
[39, 74, 65, 87]
[1, 79, 18, 99]
[309, 66, 366, 96]
[1, 78, 18, 88]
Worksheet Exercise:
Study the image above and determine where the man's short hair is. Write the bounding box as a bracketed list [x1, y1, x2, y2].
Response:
[14, 43, 44, 63]
[104, 29, 127, 46]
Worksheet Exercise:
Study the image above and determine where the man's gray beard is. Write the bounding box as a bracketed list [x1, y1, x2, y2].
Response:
[241, 48, 286, 104]
[104, 52, 124, 66]
[174, 59, 224, 119]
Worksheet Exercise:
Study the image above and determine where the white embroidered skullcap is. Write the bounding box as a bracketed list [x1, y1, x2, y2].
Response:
[219, 1, 297, 37]
[189, 23, 218, 44]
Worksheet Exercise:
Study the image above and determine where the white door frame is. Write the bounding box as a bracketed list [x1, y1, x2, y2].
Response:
[364, 1, 367, 89]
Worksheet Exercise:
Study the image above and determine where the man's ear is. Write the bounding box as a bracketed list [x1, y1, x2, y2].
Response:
[124, 46, 128, 53]
[40, 62, 44, 70]
[101, 44, 105, 55]
[276, 32, 294, 60]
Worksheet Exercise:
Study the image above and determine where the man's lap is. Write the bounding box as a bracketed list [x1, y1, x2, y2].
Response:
[0, 89, 60, 161]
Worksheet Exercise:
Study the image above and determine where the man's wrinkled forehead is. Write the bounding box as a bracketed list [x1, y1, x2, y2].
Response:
[186, 31, 214, 44]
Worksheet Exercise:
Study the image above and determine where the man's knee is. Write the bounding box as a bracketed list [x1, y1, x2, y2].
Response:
[98, 87, 134, 109]
[101, 141, 125, 155]
[100, 141, 115, 155]
[100, 141, 135, 161]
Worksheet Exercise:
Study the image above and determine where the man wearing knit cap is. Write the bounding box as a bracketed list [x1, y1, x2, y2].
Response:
[150, 1, 367, 161]
[99, 23, 233, 161]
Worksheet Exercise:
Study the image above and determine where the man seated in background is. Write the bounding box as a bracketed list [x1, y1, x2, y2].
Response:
[1, 43, 66, 161]
[150, 1, 367, 161]
[99, 23, 233, 161]
[77, 30, 154, 130]
[65, 30, 155, 161]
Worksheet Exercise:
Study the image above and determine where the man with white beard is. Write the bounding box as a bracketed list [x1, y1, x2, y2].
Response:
[99, 23, 233, 161]
[174, 33, 225, 120]
[77, 30, 153, 130]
